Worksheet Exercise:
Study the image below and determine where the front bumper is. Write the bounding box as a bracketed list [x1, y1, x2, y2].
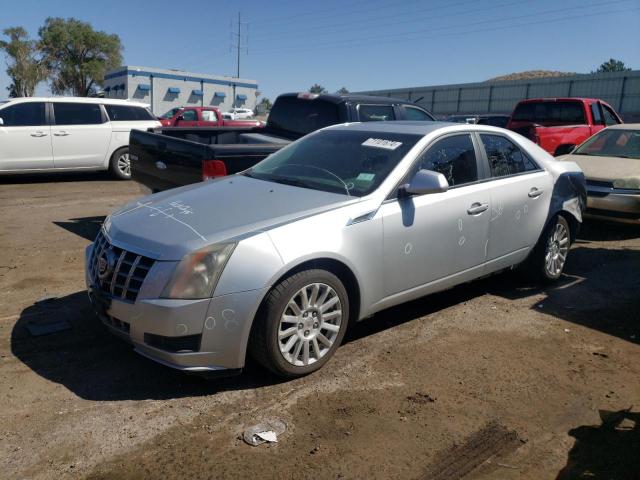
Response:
[586, 186, 640, 223]
[85, 244, 268, 373]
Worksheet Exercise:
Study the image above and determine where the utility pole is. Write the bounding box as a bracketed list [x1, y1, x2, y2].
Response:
[231, 12, 248, 109]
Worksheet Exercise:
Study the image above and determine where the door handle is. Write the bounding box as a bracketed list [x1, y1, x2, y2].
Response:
[467, 202, 489, 215]
[30, 131, 47, 137]
[528, 187, 544, 198]
[54, 131, 69, 136]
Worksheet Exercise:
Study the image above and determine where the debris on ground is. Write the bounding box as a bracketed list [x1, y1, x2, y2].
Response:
[243, 419, 287, 446]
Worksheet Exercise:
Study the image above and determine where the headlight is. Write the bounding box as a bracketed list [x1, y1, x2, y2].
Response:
[161, 243, 236, 299]
[613, 177, 640, 190]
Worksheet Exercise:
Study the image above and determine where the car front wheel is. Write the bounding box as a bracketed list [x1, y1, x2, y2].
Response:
[249, 269, 349, 378]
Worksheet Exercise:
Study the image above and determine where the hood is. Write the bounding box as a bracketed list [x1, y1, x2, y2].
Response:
[560, 154, 640, 183]
[106, 175, 355, 260]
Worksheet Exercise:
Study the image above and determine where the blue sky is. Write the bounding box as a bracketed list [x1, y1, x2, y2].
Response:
[1, 0, 639, 100]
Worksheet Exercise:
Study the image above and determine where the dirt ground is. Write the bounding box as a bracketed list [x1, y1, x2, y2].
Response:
[1, 173, 639, 480]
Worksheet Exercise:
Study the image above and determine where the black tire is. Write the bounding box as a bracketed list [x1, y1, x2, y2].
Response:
[109, 147, 131, 180]
[249, 269, 350, 378]
[523, 215, 571, 283]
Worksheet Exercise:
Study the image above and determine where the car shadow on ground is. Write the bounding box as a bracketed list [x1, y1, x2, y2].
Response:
[556, 409, 640, 479]
[0, 171, 116, 184]
[53, 216, 106, 242]
[10, 222, 639, 401]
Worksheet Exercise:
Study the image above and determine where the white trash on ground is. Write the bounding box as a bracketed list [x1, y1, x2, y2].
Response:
[243, 419, 287, 446]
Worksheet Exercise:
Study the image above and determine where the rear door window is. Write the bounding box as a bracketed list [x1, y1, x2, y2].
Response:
[0, 102, 46, 126]
[480, 134, 539, 178]
[53, 103, 104, 125]
[358, 104, 395, 122]
[104, 104, 156, 121]
[201, 110, 217, 122]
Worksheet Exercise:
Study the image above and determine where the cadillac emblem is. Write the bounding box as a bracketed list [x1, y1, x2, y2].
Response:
[97, 248, 117, 280]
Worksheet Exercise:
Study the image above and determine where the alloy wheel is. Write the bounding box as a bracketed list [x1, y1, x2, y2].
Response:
[278, 282, 342, 366]
[544, 222, 569, 277]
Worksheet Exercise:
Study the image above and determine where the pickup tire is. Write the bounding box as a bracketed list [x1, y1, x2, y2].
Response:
[109, 147, 131, 180]
[249, 269, 349, 378]
[523, 215, 571, 283]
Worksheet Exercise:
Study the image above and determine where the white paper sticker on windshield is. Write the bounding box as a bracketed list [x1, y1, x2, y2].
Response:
[362, 138, 402, 150]
[356, 173, 375, 182]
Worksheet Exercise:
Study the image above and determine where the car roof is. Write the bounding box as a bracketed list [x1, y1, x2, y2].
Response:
[278, 92, 424, 106]
[326, 120, 471, 135]
[517, 97, 600, 103]
[0, 96, 150, 108]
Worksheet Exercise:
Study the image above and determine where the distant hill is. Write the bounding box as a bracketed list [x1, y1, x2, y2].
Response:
[487, 70, 577, 82]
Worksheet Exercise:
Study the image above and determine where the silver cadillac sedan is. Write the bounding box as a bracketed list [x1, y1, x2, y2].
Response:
[86, 122, 585, 378]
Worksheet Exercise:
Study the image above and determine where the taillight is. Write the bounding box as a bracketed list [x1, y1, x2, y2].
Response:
[202, 160, 227, 180]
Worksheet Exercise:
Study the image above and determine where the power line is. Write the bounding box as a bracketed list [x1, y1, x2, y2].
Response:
[251, 0, 428, 28]
[251, 0, 480, 38]
[251, 0, 530, 43]
[248, 1, 638, 54]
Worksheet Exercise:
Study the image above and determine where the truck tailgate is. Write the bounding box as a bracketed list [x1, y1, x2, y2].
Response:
[130, 130, 284, 192]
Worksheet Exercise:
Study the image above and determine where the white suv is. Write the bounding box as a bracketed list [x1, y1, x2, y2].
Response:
[0, 97, 161, 179]
[225, 107, 254, 119]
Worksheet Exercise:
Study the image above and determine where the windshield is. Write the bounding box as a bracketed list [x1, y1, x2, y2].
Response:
[159, 107, 181, 119]
[246, 129, 422, 197]
[574, 129, 640, 159]
[512, 101, 586, 125]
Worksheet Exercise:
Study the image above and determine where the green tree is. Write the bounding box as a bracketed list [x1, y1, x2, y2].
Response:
[309, 83, 327, 94]
[336, 87, 349, 94]
[595, 58, 631, 73]
[258, 96, 272, 110]
[0, 27, 47, 97]
[39, 17, 123, 96]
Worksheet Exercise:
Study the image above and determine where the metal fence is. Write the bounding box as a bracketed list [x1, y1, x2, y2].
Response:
[357, 70, 640, 122]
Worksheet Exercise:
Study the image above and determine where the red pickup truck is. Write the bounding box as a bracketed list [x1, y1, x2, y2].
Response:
[158, 106, 262, 127]
[507, 98, 623, 156]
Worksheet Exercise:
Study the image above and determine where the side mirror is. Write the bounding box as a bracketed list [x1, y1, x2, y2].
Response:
[401, 169, 449, 196]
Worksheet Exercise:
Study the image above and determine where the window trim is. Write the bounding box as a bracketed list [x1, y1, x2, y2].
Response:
[473, 131, 544, 182]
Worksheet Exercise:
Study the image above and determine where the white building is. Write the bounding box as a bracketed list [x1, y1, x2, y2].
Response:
[102, 65, 258, 116]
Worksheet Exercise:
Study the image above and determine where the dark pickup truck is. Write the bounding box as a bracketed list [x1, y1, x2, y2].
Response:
[130, 92, 435, 192]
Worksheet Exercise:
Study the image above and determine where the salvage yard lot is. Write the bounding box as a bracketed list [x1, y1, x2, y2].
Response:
[1, 175, 639, 479]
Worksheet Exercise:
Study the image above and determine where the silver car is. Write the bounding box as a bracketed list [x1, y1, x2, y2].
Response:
[86, 122, 586, 378]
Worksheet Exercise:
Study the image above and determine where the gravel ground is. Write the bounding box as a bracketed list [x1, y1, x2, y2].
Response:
[0, 173, 638, 480]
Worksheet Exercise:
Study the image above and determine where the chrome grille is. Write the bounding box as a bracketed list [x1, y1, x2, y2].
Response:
[89, 230, 155, 302]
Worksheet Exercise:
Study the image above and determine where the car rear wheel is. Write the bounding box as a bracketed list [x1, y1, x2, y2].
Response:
[109, 147, 131, 180]
[249, 269, 349, 378]
[524, 215, 571, 282]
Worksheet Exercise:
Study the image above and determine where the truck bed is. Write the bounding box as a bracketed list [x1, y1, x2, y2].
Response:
[130, 128, 285, 192]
